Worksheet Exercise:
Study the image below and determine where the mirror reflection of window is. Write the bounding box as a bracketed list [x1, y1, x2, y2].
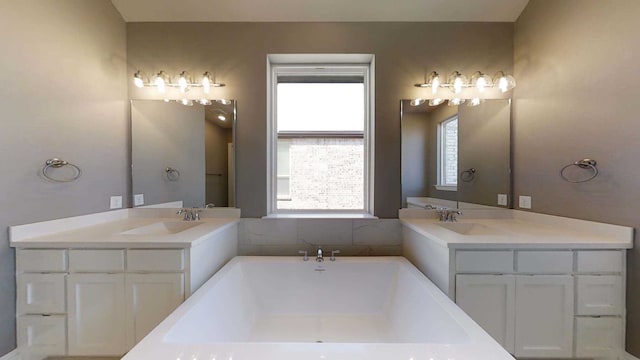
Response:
[439, 115, 458, 189]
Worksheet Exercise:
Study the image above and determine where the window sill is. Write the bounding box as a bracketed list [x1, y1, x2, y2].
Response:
[434, 185, 457, 191]
[262, 213, 378, 219]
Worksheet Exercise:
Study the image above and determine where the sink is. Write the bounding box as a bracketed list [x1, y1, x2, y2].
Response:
[121, 221, 202, 236]
[437, 222, 504, 236]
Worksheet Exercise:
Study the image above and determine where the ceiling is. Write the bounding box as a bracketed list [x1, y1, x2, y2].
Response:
[111, 0, 529, 23]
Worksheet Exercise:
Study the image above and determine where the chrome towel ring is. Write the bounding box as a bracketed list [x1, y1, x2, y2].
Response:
[165, 167, 180, 181]
[560, 159, 598, 183]
[460, 168, 476, 182]
[42, 158, 81, 183]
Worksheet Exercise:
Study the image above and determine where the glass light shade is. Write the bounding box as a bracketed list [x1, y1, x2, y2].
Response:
[198, 98, 212, 106]
[154, 71, 168, 93]
[471, 71, 493, 92]
[178, 71, 191, 93]
[468, 98, 484, 106]
[428, 71, 441, 94]
[410, 98, 426, 106]
[428, 98, 444, 106]
[202, 72, 212, 94]
[133, 71, 144, 88]
[494, 71, 516, 92]
[216, 99, 232, 105]
[448, 71, 468, 94]
[448, 98, 465, 106]
[178, 99, 194, 106]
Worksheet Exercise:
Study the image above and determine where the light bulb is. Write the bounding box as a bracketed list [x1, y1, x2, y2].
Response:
[428, 71, 440, 94]
[133, 71, 144, 88]
[448, 71, 467, 94]
[428, 98, 444, 106]
[468, 98, 483, 106]
[178, 99, 194, 106]
[217, 114, 226, 121]
[178, 71, 190, 93]
[202, 72, 212, 94]
[448, 98, 465, 106]
[471, 71, 492, 92]
[198, 98, 212, 106]
[494, 71, 516, 93]
[154, 71, 167, 93]
[216, 99, 232, 105]
[410, 99, 426, 106]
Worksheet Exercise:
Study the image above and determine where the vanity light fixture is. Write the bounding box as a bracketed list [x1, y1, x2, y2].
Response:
[471, 71, 492, 92]
[177, 99, 194, 106]
[448, 98, 465, 106]
[448, 71, 468, 94]
[468, 98, 484, 106]
[414, 71, 441, 95]
[428, 98, 444, 106]
[494, 71, 516, 93]
[410, 98, 426, 106]
[198, 98, 212, 106]
[132, 70, 225, 95]
[412, 70, 516, 106]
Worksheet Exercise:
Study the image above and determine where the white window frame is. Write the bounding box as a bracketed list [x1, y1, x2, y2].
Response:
[436, 115, 458, 192]
[266, 54, 375, 217]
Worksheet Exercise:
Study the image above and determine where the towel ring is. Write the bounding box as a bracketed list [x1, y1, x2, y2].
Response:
[460, 168, 476, 182]
[165, 167, 180, 181]
[42, 158, 81, 183]
[560, 159, 598, 183]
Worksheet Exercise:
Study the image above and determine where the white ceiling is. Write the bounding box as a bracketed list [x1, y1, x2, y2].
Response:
[111, 0, 529, 23]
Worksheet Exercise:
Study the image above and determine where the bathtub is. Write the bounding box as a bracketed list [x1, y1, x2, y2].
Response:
[122, 256, 514, 360]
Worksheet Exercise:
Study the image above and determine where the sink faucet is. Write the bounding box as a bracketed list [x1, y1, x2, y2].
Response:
[316, 247, 324, 262]
[176, 208, 201, 221]
[438, 209, 462, 222]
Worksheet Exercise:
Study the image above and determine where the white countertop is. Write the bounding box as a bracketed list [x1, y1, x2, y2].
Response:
[9, 208, 240, 249]
[400, 211, 633, 250]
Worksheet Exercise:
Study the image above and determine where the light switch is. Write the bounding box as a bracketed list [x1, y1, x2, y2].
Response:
[519, 195, 532, 209]
[497, 194, 508, 206]
[134, 194, 144, 206]
[110, 196, 123, 209]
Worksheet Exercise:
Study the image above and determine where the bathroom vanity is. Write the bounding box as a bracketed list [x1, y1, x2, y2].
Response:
[401, 209, 633, 359]
[10, 208, 240, 360]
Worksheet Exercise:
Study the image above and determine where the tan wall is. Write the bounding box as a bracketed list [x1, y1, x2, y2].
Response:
[513, 0, 640, 354]
[126, 22, 514, 217]
[205, 121, 231, 207]
[0, 1, 127, 354]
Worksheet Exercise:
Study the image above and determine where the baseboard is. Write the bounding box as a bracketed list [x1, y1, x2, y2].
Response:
[626, 351, 640, 360]
[0, 349, 19, 360]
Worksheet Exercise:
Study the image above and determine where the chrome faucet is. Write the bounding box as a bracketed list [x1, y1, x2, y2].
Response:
[316, 247, 324, 262]
[438, 209, 462, 222]
[176, 208, 201, 221]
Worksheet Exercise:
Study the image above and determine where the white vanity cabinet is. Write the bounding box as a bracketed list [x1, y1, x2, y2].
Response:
[403, 223, 628, 360]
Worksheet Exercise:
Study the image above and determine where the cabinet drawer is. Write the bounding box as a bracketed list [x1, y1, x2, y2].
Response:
[575, 317, 623, 358]
[69, 249, 125, 272]
[127, 249, 185, 272]
[455, 251, 513, 273]
[17, 315, 66, 359]
[516, 251, 573, 274]
[576, 275, 623, 315]
[17, 249, 67, 272]
[17, 274, 66, 314]
[576, 251, 623, 273]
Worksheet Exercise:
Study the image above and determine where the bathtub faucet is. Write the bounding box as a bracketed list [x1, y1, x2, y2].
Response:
[316, 247, 324, 262]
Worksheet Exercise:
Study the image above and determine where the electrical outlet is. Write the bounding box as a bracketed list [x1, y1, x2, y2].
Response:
[110, 196, 123, 209]
[497, 194, 508, 206]
[519, 195, 532, 209]
[134, 194, 144, 206]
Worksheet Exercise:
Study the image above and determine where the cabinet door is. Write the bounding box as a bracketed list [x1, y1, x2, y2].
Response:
[126, 273, 185, 346]
[67, 274, 127, 356]
[455, 274, 515, 354]
[17, 315, 66, 360]
[17, 274, 66, 314]
[514, 275, 574, 358]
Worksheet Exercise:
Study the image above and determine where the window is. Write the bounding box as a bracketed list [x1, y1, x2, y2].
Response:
[267, 55, 375, 215]
[438, 115, 458, 190]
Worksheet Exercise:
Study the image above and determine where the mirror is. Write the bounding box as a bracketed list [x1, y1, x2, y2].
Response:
[130, 99, 236, 208]
[401, 99, 511, 209]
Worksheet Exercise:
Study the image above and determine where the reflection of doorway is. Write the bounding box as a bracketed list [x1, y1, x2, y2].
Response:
[205, 105, 233, 207]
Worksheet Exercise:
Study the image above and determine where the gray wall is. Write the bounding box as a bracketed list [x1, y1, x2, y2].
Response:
[513, 0, 640, 354]
[400, 110, 431, 206]
[205, 121, 231, 207]
[131, 100, 206, 207]
[0, 0, 127, 354]
[126, 22, 515, 218]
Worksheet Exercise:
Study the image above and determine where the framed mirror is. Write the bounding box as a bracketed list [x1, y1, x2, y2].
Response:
[401, 99, 511, 209]
[130, 99, 236, 208]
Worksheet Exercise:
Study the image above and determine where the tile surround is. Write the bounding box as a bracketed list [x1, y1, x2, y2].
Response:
[238, 218, 402, 256]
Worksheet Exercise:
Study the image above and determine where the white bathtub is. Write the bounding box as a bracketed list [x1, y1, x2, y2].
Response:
[123, 256, 514, 360]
